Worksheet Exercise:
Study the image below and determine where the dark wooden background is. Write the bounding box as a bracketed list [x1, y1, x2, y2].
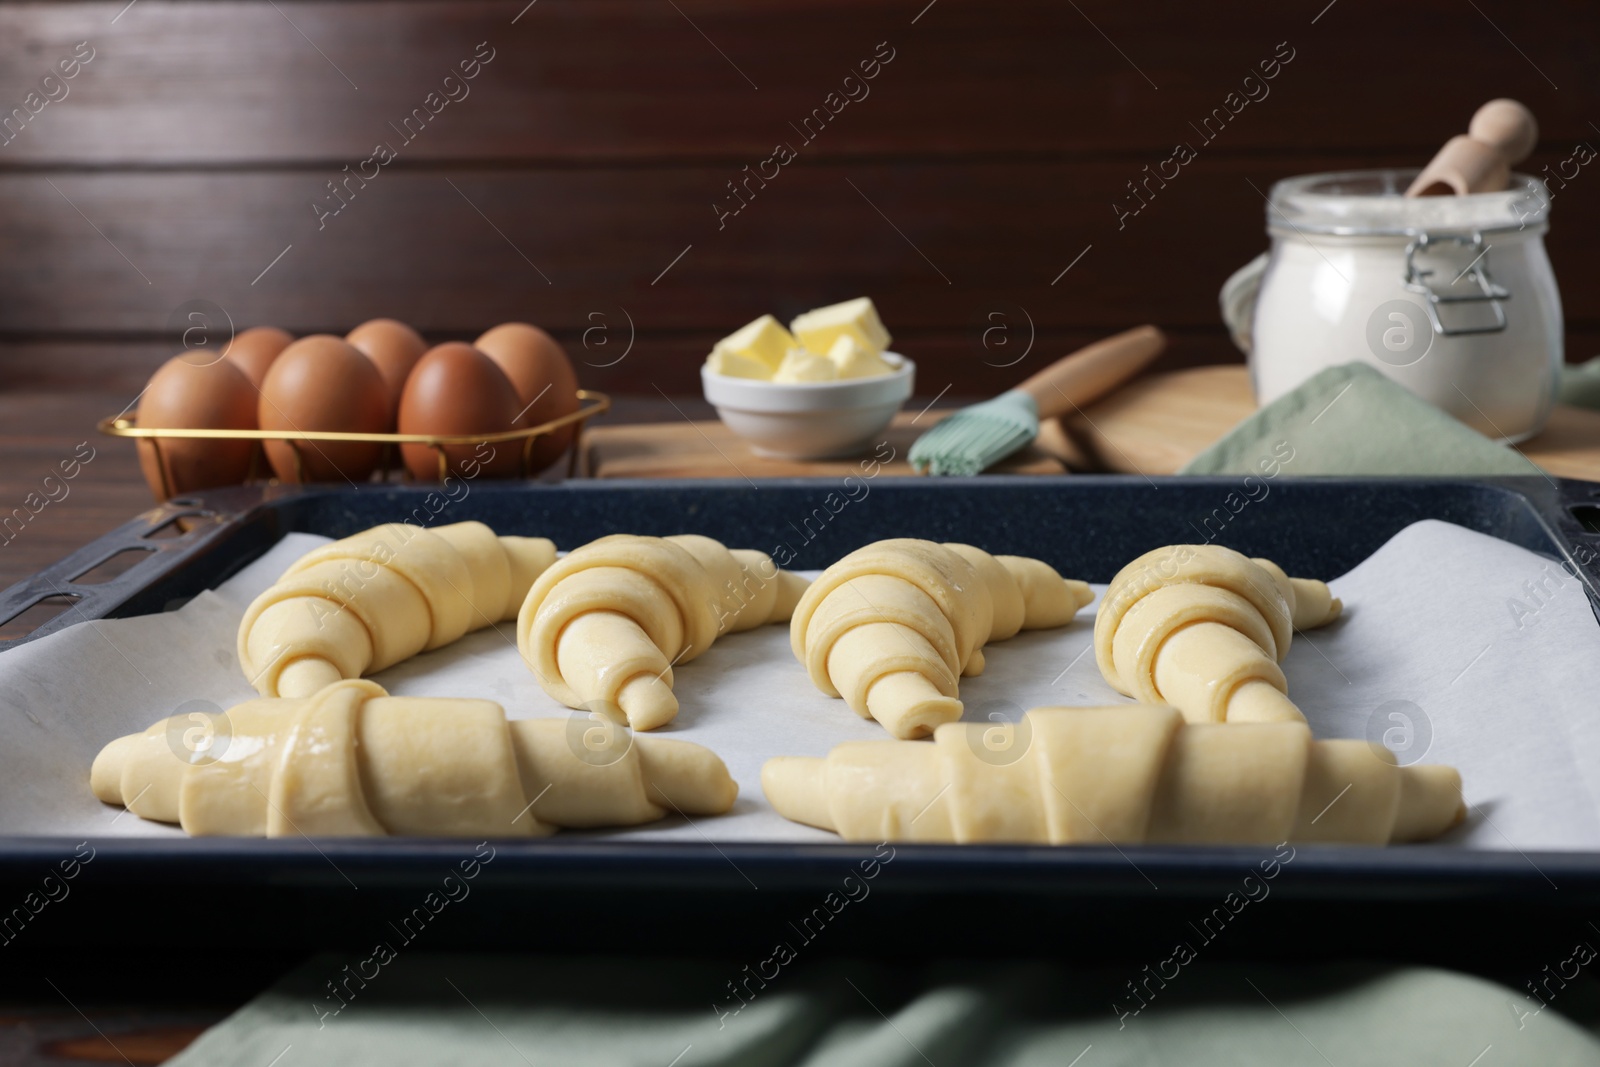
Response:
[1, 0, 1596, 403]
[4, 0, 1598, 597]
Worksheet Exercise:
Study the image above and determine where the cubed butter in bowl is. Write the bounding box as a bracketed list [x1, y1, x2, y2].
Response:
[702, 352, 913, 459]
[702, 298, 912, 459]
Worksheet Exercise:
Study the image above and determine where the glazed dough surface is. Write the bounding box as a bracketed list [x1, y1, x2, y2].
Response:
[238, 521, 557, 698]
[517, 534, 809, 731]
[790, 539, 1093, 739]
[761, 704, 1463, 846]
[90, 680, 738, 838]
[1093, 544, 1342, 724]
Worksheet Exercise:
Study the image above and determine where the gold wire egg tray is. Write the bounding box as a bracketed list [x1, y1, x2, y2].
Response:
[98, 390, 610, 498]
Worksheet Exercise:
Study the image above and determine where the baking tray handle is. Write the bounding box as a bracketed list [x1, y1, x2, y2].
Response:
[1547, 480, 1600, 618]
[0, 498, 243, 651]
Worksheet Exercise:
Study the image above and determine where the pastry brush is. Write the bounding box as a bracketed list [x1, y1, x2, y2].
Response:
[909, 325, 1167, 475]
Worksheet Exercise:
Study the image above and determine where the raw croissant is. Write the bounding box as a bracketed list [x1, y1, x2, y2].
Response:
[1094, 544, 1342, 724]
[239, 521, 556, 699]
[763, 704, 1463, 845]
[91, 680, 737, 837]
[517, 534, 810, 731]
[791, 539, 1094, 739]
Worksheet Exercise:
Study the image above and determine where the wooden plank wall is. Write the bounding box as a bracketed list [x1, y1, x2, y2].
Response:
[0, 0, 1596, 399]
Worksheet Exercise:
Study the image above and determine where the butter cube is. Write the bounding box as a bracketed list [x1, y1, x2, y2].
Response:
[827, 336, 895, 379]
[790, 297, 891, 357]
[773, 348, 838, 384]
[713, 314, 797, 372]
[706, 347, 773, 380]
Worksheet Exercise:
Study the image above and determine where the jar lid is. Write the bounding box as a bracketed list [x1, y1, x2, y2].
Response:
[1266, 168, 1550, 237]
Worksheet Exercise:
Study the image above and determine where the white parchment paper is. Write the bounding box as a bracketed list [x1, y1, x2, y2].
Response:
[2, 519, 1597, 849]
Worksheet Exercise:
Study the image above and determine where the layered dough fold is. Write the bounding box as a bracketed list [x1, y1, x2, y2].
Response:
[91, 680, 737, 837]
[763, 704, 1463, 845]
[239, 521, 556, 698]
[791, 539, 1094, 739]
[517, 534, 810, 731]
[1094, 544, 1342, 724]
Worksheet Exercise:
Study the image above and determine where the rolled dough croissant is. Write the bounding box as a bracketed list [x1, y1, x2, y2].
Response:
[517, 534, 810, 731]
[763, 704, 1463, 845]
[791, 539, 1093, 739]
[90, 680, 737, 837]
[240, 521, 556, 698]
[1094, 544, 1342, 724]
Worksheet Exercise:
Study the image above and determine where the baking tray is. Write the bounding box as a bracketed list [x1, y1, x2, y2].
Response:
[4, 475, 1600, 963]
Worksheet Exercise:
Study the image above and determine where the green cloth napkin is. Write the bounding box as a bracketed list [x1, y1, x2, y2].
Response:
[169, 953, 1600, 1066]
[1180, 363, 1544, 477]
[1561, 357, 1600, 411]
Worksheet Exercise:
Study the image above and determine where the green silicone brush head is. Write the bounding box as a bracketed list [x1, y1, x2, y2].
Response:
[908, 390, 1040, 476]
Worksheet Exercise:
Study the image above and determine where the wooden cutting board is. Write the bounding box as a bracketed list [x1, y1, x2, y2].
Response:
[1036, 364, 1600, 481]
[583, 366, 1600, 481]
[583, 411, 1066, 478]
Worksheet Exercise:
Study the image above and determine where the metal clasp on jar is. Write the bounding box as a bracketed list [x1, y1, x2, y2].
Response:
[1401, 230, 1510, 336]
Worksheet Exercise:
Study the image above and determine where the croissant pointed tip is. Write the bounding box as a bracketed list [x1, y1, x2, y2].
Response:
[762, 757, 834, 831]
[866, 672, 963, 739]
[274, 656, 344, 699]
[635, 735, 739, 816]
[498, 534, 559, 620]
[617, 672, 679, 731]
[1066, 579, 1095, 612]
[772, 569, 811, 622]
[90, 733, 140, 806]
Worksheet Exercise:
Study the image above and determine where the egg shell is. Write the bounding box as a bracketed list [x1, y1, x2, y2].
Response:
[135, 353, 259, 501]
[258, 335, 390, 483]
[347, 318, 427, 415]
[222, 326, 294, 390]
[474, 322, 580, 473]
[397, 342, 522, 480]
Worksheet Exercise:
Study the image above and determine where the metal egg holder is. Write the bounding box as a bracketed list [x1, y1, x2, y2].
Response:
[99, 390, 610, 500]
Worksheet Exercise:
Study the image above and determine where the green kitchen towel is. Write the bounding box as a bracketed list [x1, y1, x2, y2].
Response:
[1561, 357, 1600, 411]
[167, 953, 1600, 1066]
[1180, 363, 1542, 477]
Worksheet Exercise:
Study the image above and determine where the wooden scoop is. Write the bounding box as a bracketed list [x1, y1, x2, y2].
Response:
[1407, 99, 1538, 197]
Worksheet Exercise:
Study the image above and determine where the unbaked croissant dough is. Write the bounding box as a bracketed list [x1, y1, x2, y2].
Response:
[763, 704, 1463, 845]
[1094, 544, 1342, 724]
[791, 539, 1094, 739]
[90, 680, 737, 837]
[239, 521, 556, 699]
[517, 534, 810, 731]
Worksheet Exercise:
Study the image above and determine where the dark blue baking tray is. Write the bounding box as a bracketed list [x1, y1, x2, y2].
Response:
[4, 475, 1599, 962]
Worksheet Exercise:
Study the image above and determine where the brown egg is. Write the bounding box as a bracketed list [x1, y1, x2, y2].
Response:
[135, 353, 259, 501]
[398, 343, 522, 480]
[222, 326, 294, 390]
[474, 323, 580, 473]
[346, 318, 427, 415]
[258, 335, 390, 484]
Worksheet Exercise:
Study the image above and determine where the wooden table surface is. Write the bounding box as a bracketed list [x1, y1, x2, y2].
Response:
[581, 409, 1065, 479]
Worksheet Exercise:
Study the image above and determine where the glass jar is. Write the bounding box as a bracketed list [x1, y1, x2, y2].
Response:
[1225, 169, 1562, 442]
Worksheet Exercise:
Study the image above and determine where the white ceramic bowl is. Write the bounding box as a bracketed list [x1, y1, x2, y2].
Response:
[701, 353, 915, 460]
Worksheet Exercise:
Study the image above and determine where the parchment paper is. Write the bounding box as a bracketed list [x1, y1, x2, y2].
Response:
[3, 519, 1597, 848]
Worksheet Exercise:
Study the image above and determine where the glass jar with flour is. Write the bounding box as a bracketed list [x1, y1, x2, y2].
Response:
[1221, 169, 1561, 442]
